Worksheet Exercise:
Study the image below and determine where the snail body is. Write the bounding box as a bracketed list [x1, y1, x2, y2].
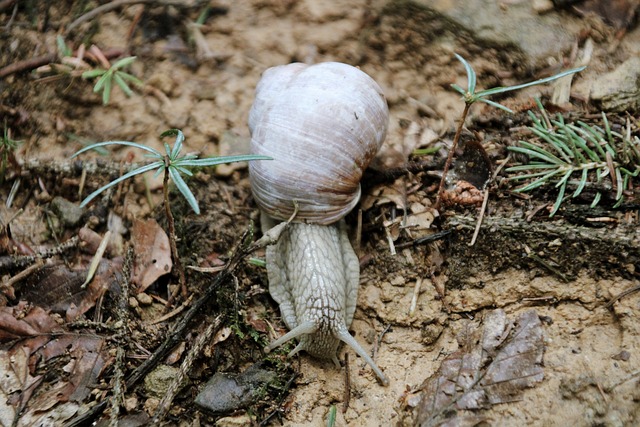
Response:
[249, 62, 389, 386]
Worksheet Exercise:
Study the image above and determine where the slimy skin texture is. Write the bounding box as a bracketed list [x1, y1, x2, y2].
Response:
[262, 214, 389, 386]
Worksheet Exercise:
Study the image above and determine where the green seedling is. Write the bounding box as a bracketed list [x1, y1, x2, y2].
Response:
[72, 129, 271, 294]
[72, 129, 270, 214]
[450, 54, 585, 113]
[507, 100, 640, 216]
[81, 56, 143, 105]
[435, 54, 585, 208]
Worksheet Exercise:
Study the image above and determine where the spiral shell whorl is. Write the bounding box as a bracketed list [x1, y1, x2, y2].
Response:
[249, 62, 389, 225]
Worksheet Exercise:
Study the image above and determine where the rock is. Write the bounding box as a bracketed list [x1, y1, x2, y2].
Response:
[590, 57, 640, 112]
[50, 196, 83, 227]
[195, 363, 276, 414]
[375, 0, 583, 68]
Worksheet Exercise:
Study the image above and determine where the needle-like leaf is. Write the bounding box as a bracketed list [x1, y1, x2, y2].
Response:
[79, 161, 161, 207]
[169, 165, 199, 214]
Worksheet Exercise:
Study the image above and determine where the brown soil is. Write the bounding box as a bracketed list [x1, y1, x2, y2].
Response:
[1, 1, 639, 426]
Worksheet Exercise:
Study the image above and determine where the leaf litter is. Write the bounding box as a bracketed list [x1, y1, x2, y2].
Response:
[0, 302, 108, 426]
[409, 309, 545, 426]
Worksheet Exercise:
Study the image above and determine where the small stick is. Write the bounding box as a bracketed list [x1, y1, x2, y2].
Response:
[409, 278, 422, 317]
[605, 284, 640, 309]
[109, 247, 133, 426]
[146, 294, 194, 325]
[2, 259, 44, 292]
[342, 353, 351, 413]
[469, 189, 489, 246]
[0, 48, 124, 79]
[163, 165, 187, 302]
[81, 230, 112, 288]
[0, 236, 79, 270]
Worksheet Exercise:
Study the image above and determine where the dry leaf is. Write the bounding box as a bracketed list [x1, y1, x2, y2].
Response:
[413, 310, 544, 426]
[0, 347, 43, 427]
[131, 218, 172, 292]
[0, 304, 60, 342]
[16, 260, 122, 322]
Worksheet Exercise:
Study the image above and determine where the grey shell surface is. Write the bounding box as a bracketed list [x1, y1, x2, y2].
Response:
[248, 62, 389, 225]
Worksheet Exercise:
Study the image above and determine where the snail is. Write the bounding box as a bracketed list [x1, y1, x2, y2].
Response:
[248, 62, 390, 386]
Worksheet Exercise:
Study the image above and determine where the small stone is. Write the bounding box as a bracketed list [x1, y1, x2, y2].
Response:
[391, 276, 406, 286]
[144, 365, 188, 398]
[136, 292, 153, 306]
[215, 414, 255, 427]
[611, 350, 630, 361]
[50, 196, 83, 227]
[124, 396, 138, 412]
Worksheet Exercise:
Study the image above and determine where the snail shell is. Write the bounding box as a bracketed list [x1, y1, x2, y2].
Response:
[248, 62, 389, 225]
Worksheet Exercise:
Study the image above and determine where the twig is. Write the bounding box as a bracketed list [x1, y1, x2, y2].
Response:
[605, 283, 640, 309]
[469, 189, 489, 246]
[163, 165, 187, 302]
[605, 370, 640, 392]
[66, 0, 201, 33]
[393, 229, 452, 249]
[146, 294, 193, 325]
[468, 154, 509, 246]
[524, 245, 570, 282]
[0, 54, 56, 79]
[342, 353, 351, 413]
[3, 0, 17, 29]
[409, 278, 422, 317]
[0, 236, 79, 271]
[0, 48, 124, 79]
[2, 259, 44, 291]
[152, 315, 222, 423]
[109, 247, 133, 426]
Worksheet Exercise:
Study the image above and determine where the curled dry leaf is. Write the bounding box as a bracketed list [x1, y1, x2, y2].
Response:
[410, 309, 545, 426]
[131, 218, 172, 292]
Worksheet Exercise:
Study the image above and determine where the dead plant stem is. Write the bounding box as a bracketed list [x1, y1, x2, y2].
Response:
[163, 165, 187, 301]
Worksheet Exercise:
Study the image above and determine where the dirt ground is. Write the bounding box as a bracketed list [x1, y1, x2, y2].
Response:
[1, 1, 639, 426]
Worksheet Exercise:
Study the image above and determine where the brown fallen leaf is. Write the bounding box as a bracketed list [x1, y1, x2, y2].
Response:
[0, 303, 61, 341]
[412, 309, 544, 426]
[0, 346, 43, 427]
[131, 218, 172, 292]
[15, 259, 122, 322]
